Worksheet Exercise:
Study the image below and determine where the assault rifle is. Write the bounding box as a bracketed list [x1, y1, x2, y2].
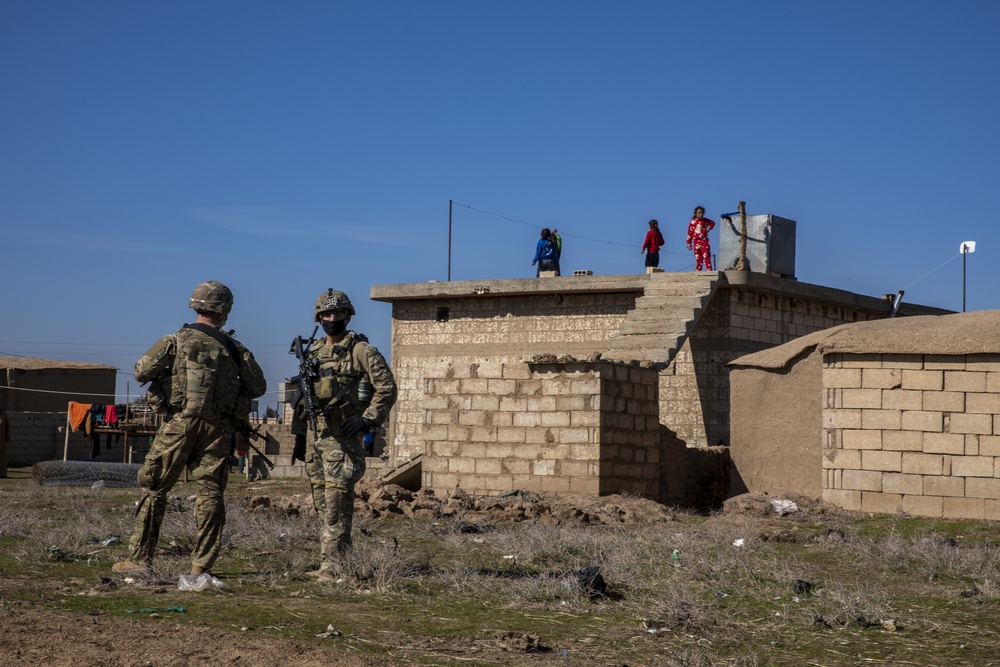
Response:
[238, 421, 276, 471]
[289, 326, 321, 438]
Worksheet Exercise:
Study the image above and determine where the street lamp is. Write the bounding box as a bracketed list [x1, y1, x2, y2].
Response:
[961, 241, 976, 312]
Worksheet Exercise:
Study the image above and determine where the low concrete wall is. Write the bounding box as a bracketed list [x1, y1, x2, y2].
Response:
[823, 352, 1000, 519]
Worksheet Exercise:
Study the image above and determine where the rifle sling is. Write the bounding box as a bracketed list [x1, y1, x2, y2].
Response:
[184, 323, 242, 364]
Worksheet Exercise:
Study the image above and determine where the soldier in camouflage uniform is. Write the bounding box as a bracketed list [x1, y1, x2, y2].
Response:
[292, 289, 397, 581]
[113, 281, 266, 576]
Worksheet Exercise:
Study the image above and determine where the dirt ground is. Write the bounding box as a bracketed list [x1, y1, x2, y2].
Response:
[0, 483, 850, 667]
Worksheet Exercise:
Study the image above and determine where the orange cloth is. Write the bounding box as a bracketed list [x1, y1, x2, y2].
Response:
[68, 401, 92, 431]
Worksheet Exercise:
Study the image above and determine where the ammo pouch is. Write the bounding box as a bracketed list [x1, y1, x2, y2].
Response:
[324, 399, 356, 423]
[145, 382, 169, 415]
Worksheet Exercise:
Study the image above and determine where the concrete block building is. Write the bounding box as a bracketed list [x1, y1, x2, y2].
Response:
[730, 311, 1000, 520]
[371, 271, 948, 505]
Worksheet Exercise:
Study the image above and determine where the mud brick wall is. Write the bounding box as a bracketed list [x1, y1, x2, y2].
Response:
[822, 353, 1000, 520]
[664, 290, 880, 447]
[420, 360, 660, 499]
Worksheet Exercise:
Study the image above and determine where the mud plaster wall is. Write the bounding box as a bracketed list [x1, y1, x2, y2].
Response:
[823, 352, 1000, 520]
[420, 360, 660, 498]
[729, 352, 824, 498]
[664, 290, 880, 447]
[1, 368, 117, 412]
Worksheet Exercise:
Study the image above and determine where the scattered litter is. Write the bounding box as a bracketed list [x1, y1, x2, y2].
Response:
[792, 579, 813, 595]
[178, 573, 231, 592]
[459, 523, 495, 534]
[732, 538, 745, 547]
[670, 549, 680, 566]
[497, 489, 522, 498]
[91, 480, 105, 490]
[502, 554, 516, 561]
[770, 499, 799, 516]
[316, 624, 341, 638]
[791, 596, 801, 603]
[100, 535, 121, 547]
[960, 587, 982, 598]
[715, 592, 729, 598]
[568, 565, 606, 598]
[124, 605, 185, 614]
[642, 620, 666, 633]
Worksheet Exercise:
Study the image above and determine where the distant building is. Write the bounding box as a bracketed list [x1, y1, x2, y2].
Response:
[0, 356, 116, 412]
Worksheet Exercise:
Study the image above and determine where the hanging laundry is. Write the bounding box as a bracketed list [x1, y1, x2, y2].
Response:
[68, 402, 92, 432]
[105, 404, 118, 425]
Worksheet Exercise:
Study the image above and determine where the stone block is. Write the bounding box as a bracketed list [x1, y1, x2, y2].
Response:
[448, 457, 476, 474]
[944, 371, 987, 393]
[841, 429, 882, 450]
[901, 370, 943, 391]
[979, 436, 1000, 456]
[862, 450, 902, 472]
[923, 432, 965, 455]
[951, 456, 994, 477]
[966, 477, 1000, 499]
[900, 410, 943, 432]
[842, 388, 882, 409]
[882, 473, 923, 495]
[512, 412, 542, 427]
[946, 413, 992, 435]
[823, 368, 862, 388]
[923, 475, 965, 497]
[882, 390, 922, 411]
[965, 393, 1000, 414]
[823, 447, 862, 469]
[882, 430, 922, 451]
[861, 492, 903, 515]
[823, 489, 862, 511]
[862, 368, 902, 389]
[922, 391, 964, 412]
[942, 497, 985, 520]
[901, 452, 943, 475]
[824, 409, 862, 429]
[842, 469, 882, 491]
[900, 495, 943, 518]
[540, 411, 571, 427]
[862, 409, 901, 430]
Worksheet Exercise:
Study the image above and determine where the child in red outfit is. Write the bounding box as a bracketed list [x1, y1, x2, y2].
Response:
[641, 219, 665, 268]
[686, 206, 715, 271]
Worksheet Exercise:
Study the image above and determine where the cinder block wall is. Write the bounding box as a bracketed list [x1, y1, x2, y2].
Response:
[4, 412, 139, 466]
[822, 352, 1000, 520]
[389, 292, 636, 465]
[420, 360, 660, 499]
[665, 290, 880, 447]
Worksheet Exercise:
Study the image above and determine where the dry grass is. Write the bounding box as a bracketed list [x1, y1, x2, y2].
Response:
[2, 475, 1000, 666]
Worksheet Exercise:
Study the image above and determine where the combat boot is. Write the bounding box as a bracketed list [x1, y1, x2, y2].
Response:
[112, 559, 149, 574]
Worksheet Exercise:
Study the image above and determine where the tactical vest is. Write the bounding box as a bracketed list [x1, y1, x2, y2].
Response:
[311, 332, 373, 425]
[166, 327, 242, 420]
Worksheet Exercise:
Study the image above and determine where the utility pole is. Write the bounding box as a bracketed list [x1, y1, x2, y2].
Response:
[448, 199, 453, 282]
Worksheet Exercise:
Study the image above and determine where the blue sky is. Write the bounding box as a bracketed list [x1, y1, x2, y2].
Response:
[2, 1, 998, 412]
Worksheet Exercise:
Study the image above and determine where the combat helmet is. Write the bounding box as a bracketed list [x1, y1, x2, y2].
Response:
[314, 289, 355, 322]
[189, 281, 234, 319]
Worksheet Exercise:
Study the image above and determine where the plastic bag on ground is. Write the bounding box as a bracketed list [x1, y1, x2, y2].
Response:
[178, 572, 231, 592]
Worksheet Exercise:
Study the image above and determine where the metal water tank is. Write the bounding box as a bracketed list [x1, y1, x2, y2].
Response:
[717, 214, 796, 278]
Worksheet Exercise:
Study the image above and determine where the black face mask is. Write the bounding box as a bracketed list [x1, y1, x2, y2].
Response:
[321, 319, 348, 337]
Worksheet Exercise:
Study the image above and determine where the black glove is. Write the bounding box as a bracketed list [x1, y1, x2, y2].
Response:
[342, 414, 371, 437]
[292, 433, 307, 464]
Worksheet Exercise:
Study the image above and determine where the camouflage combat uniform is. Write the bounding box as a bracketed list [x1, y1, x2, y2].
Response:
[292, 330, 396, 569]
[127, 325, 266, 571]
